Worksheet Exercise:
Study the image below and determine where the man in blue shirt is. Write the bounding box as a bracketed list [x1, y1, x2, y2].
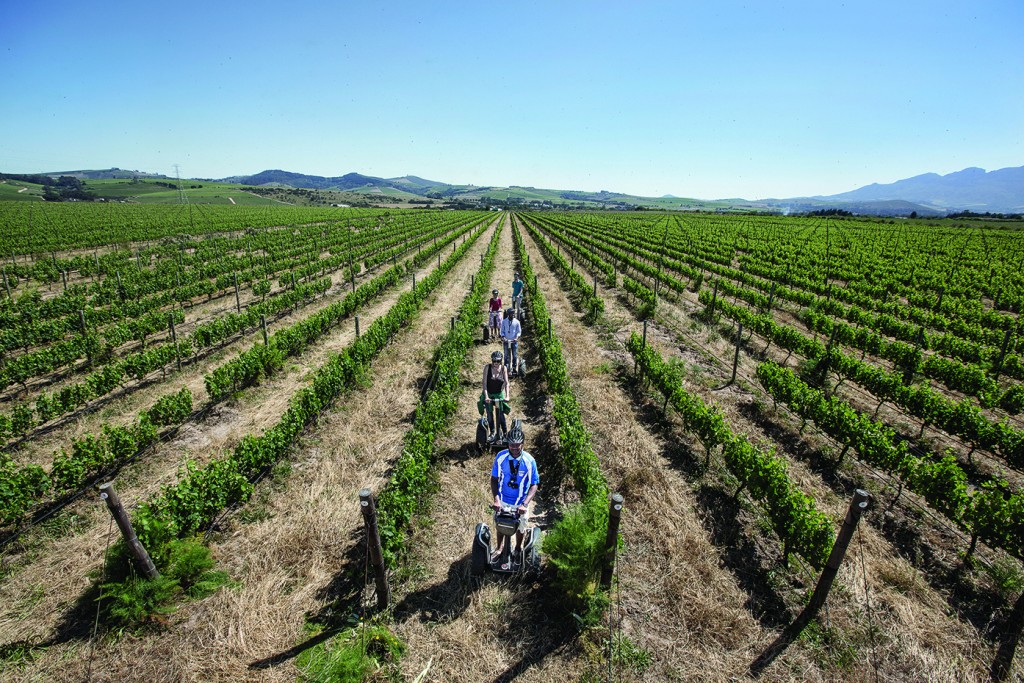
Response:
[490, 421, 539, 560]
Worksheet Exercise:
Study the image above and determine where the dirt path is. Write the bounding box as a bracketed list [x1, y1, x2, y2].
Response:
[0, 221, 497, 680]
[522, 217, 997, 680]
[390, 215, 591, 682]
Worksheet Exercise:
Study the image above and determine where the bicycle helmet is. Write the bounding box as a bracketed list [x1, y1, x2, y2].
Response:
[507, 420, 525, 447]
[492, 289, 498, 296]
[491, 351, 503, 363]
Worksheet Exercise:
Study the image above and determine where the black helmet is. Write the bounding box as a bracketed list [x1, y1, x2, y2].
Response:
[507, 419, 524, 447]
[492, 289, 498, 296]
[491, 351, 503, 363]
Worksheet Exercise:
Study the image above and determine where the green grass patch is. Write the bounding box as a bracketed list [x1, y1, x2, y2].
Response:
[296, 623, 405, 683]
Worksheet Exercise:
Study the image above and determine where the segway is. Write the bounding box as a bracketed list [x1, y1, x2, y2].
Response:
[471, 503, 542, 577]
[475, 398, 510, 452]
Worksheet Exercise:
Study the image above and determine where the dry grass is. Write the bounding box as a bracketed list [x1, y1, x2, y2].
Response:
[591, 244, 1005, 680]
[2, 215, 1019, 681]
[0, 220, 499, 682]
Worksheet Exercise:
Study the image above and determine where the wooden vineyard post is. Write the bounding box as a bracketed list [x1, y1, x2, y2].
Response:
[992, 327, 1014, 380]
[260, 315, 269, 345]
[358, 488, 391, 611]
[791, 489, 870, 633]
[116, 270, 124, 301]
[234, 274, 241, 313]
[600, 493, 625, 588]
[355, 316, 360, 338]
[593, 272, 598, 297]
[451, 316, 456, 331]
[571, 254, 574, 271]
[730, 323, 744, 385]
[169, 314, 181, 371]
[438, 252, 441, 269]
[533, 274, 537, 292]
[750, 489, 871, 676]
[98, 483, 159, 580]
[412, 273, 416, 297]
[992, 589, 1024, 681]
[351, 268, 356, 293]
[61, 270, 67, 291]
[636, 319, 648, 378]
[480, 253, 484, 267]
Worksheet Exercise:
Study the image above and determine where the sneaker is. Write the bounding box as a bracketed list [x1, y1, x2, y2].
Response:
[486, 433, 495, 444]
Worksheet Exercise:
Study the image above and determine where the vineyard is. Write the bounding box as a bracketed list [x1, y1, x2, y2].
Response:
[0, 202, 1022, 682]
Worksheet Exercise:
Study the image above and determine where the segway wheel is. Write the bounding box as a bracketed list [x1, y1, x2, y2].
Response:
[471, 523, 490, 576]
[475, 419, 489, 452]
[518, 357, 526, 376]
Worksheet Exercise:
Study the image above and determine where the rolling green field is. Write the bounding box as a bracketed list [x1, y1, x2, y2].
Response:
[0, 180, 45, 200]
[82, 178, 278, 205]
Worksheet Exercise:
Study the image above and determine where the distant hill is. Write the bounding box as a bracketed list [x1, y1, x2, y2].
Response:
[220, 169, 446, 194]
[42, 168, 169, 180]
[811, 166, 1024, 213]
[751, 198, 945, 217]
[8, 164, 1021, 215]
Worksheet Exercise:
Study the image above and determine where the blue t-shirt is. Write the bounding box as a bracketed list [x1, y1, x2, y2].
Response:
[491, 450, 539, 506]
[512, 280, 524, 297]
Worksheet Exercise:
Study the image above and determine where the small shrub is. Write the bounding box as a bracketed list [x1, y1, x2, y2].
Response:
[99, 537, 231, 630]
[543, 500, 608, 623]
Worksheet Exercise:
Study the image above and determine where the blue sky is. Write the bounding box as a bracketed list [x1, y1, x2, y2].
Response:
[1, 0, 1021, 199]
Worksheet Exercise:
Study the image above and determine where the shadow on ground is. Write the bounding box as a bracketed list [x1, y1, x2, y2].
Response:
[616, 368, 795, 629]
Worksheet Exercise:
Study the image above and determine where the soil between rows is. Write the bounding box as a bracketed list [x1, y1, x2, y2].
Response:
[517, 216, 999, 681]
[0, 219, 497, 682]
[1, 213, 1016, 682]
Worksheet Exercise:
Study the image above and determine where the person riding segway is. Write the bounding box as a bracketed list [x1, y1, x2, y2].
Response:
[499, 308, 522, 378]
[477, 350, 510, 446]
[511, 272, 524, 317]
[488, 290, 503, 342]
[471, 420, 541, 575]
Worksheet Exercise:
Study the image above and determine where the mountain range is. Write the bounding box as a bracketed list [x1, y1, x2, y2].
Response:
[26, 165, 1024, 215]
[219, 166, 1024, 215]
[816, 166, 1024, 212]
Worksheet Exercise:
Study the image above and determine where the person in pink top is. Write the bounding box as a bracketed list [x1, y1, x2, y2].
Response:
[488, 289, 503, 341]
